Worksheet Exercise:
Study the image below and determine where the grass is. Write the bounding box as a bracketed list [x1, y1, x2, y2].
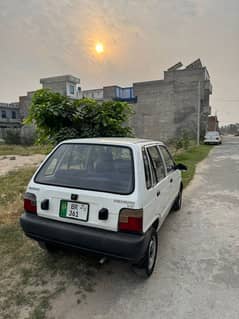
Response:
[0, 167, 98, 319]
[0, 223, 98, 319]
[0, 144, 51, 156]
[0, 168, 36, 224]
[174, 144, 213, 187]
[0, 168, 36, 208]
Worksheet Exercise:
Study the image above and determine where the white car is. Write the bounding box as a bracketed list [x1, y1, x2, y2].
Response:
[20, 138, 187, 276]
[204, 131, 222, 145]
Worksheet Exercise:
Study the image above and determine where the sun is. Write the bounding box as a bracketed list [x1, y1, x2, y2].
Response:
[95, 42, 104, 54]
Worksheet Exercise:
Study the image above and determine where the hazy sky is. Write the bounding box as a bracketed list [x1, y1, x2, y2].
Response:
[0, 0, 239, 125]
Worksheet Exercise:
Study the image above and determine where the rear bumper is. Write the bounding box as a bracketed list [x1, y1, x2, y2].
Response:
[20, 213, 150, 263]
[204, 141, 220, 144]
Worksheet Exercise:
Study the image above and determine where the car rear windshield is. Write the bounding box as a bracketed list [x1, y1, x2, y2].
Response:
[35, 143, 134, 195]
[206, 131, 219, 136]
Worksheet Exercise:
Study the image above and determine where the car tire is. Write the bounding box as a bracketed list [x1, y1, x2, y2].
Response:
[138, 229, 158, 277]
[132, 229, 158, 278]
[38, 241, 58, 253]
[172, 188, 182, 211]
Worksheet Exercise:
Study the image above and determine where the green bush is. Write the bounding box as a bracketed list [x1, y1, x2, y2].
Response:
[50, 127, 79, 144]
[25, 89, 134, 145]
[169, 130, 192, 154]
[181, 131, 190, 150]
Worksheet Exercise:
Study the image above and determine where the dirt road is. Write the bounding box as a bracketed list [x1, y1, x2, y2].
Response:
[0, 154, 45, 176]
[46, 136, 239, 319]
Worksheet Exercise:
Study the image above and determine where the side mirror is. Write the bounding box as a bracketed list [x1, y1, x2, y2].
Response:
[175, 163, 187, 171]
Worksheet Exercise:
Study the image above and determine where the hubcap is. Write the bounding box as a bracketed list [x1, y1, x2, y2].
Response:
[148, 236, 157, 270]
[179, 192, 182, 207]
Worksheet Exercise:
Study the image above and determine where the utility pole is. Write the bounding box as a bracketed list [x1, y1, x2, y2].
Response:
[197, 81, 201, 146]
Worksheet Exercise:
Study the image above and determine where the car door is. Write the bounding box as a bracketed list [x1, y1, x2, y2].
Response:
[159, 146, 180, 209]
[141, 147, 155, 232]
[143, 145, 167, 230]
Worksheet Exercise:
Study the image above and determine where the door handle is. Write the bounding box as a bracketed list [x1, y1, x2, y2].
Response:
[157, 190, 160, 197]
[170, 178, 173, 183]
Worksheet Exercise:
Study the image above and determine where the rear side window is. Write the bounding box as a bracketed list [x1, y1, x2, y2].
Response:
[147, 146, 166, 184]
[142, 148, 152, 189]
[160, 146, 175, 173]
[35, 144, 134, 195]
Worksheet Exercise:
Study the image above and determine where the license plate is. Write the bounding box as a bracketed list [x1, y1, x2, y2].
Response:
[59, 200, 89, 221]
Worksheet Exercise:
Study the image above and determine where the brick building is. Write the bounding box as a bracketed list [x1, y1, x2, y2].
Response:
[207, 115, 219, 132]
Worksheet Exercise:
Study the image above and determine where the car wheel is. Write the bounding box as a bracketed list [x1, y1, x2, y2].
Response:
[38, 241, 57, 253]
[142, 229, 158, 277]
[172, 189, 182, 211]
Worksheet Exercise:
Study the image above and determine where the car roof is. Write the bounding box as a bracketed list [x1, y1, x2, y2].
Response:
[61, 137, 165, 147]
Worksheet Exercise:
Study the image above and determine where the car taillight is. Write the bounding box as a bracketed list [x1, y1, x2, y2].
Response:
[24, 192, 37, 214]
[118, 208, 143, 233]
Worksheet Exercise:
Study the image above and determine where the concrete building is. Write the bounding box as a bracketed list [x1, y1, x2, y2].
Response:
[0, 102, 21, 139]
[40, 75, 81, 99]
[131, 59, 212, 141]
[79, 59, 212, 141]
[19, 91, 35, 119]
[18, 75, 138, 121]
[1, 59, 212, 142]
[78, 86, 137, 103]
[0, 102, 21, 129]
[78, 88, 104, 101]
[18, 75, 81, 120]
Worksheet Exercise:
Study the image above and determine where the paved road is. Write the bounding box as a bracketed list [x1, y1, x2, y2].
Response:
[49, 136, 239, 319]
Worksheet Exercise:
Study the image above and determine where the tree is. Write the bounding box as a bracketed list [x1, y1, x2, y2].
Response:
[220, 123, 239, 135]
[25, 89, 134, 144]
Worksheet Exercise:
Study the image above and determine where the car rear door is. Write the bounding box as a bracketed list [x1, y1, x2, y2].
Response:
[32, 143, 136, 232]
[159, 146, 181, 209]
[142, 145, 167, 230]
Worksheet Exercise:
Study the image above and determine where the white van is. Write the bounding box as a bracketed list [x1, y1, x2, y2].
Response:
[20, 138, 187, 276]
